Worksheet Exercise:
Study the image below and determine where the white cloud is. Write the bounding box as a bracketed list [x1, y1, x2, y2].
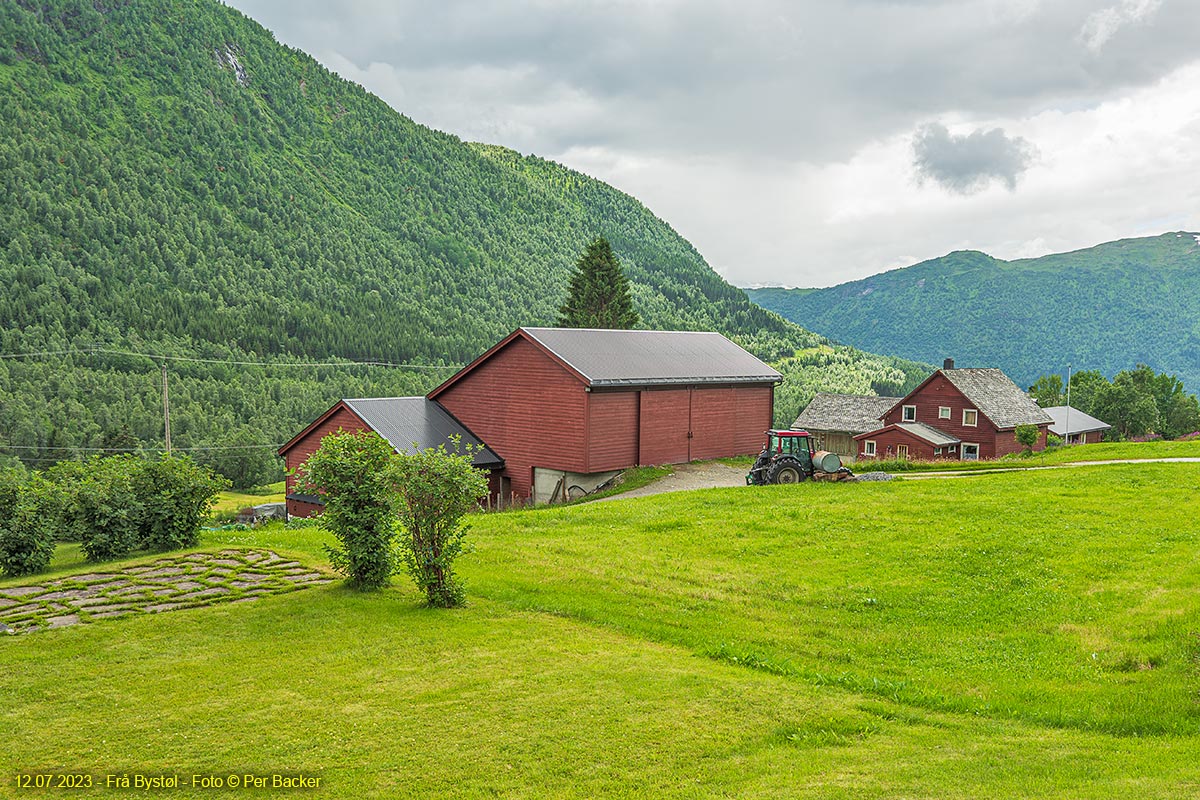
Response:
[1080, 0, 1162, 53]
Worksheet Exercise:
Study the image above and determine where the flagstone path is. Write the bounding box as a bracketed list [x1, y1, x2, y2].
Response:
[0, 549, 333, 635]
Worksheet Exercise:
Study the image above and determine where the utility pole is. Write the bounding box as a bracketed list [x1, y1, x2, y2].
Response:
[162, 362, 172, 454]
[1064, 363, 1072, 446]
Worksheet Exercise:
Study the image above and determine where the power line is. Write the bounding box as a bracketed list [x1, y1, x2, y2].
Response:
[0, 345, 459, 370]
[0, 443, 283, 452]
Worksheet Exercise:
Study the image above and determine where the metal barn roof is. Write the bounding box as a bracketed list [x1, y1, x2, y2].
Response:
[520, 327, 782, 387]
[1043, 406, 1111, 437]
[793, 392, 903, 433]
[939, 368, 1053, 429]
[342, 397, 504, 468]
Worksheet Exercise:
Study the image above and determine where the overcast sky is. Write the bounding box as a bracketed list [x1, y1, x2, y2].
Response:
[226, 0, 1200, 288]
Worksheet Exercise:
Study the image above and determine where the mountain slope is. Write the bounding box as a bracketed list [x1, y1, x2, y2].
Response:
[747, 233, 1200, 391]
[0, 0, 925, 476]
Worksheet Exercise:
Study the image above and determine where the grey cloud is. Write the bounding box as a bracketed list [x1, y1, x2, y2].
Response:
[912, 123, 1037, 194]
[226, 0, 1200, 164]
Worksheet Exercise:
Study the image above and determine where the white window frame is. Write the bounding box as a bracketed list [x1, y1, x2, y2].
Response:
[896, 444, 909, 459]
[864, 440, 877, 457]
[902, 404, 917, 422]
[962, 409, 978, 427]
[938, 406, 951, 420]
[961, 443, 980, 460]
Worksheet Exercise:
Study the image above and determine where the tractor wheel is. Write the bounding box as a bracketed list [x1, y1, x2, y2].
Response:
[768, 460, 807, 485]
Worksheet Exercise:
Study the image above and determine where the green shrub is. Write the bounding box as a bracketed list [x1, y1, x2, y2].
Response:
[0, 475, 59, 577]
[136, 456, 228, 551]
[78, 456, 144, 562]
[1015, 424, 1040, 453]
[44, 459, 90, 542]
[394, 437, 489, 608]
[298, 431, 399, 591]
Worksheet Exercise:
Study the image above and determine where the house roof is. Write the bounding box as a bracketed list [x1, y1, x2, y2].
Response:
[936, 368, 1052, 429]
[431, 327, 781, 395]
[894, 422, 961, 446]
[792, 393, 902, 433]
[1043, 406, 1111, 436]
[854, 421, 961, 446]
[279, 397, 503, 469]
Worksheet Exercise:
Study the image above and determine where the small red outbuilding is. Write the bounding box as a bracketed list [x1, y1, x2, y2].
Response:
[277, 397, 503, 518]
[428, 327, 781, 503]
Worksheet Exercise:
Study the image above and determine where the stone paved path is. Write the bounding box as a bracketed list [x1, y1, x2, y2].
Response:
[0, 549, 333, 635]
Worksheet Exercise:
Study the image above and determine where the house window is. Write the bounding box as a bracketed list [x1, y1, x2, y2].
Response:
[864, 440, 877, 457]
[961, 443, 979, 460]
[938, 406, 951, 420]
[934, 447, 942, 455]
[902, 405, 917, 422]
[896, 444, 909, 459]
[963, 409, 978, 426]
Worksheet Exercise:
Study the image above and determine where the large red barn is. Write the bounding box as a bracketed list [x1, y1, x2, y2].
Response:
[428, 327, 781, 503]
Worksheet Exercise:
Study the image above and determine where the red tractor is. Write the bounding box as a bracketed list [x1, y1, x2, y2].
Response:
[746, 430, 853, 485]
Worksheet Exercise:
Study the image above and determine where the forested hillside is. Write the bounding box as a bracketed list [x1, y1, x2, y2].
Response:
[0, 0, 924, 481]
[747, 233, 1200, 391]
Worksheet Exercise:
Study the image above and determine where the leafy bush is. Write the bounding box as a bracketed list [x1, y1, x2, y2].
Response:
[394, 437, 489, 608]
[1014, 424, 1040, 453]
[0, 474, 59, 577]
[298, 431, 399, 591]
[43, 460, 90, 542]
[77, 456, 144, 562]
[136, 456, 228, 551]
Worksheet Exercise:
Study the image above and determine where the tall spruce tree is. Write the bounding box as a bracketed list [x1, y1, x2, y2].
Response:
[557, 237, 640, 329]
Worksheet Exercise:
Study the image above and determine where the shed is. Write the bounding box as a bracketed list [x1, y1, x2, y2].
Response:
[1044, 406, 1111, 444]
[428, 327, 782, 503]
[792, 393, 902, 460]
[277, 397, 504, 518]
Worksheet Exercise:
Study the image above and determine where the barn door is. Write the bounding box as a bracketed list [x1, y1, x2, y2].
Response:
[638, 388, 691, 464]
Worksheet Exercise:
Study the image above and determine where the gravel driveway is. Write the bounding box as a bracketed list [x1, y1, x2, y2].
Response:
[593, 462, 748, 502]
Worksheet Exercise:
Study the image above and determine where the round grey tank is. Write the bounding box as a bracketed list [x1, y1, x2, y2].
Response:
[812, 450, 842, 473]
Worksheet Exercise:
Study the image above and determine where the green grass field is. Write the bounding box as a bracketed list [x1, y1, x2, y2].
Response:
[4, 464, 1200, 797]
[210, 481, 286, 514]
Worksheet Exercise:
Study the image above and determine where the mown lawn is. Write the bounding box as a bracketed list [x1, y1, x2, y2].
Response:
[210, 481, 286, 514]
[3, 464, 1200, 798]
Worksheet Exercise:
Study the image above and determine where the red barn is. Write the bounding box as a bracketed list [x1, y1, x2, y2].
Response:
[277, 397, 503, 518]
[854, 361, 1052, 461]
[428, 327, 781, 503]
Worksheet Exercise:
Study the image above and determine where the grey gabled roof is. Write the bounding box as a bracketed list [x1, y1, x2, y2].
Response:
[343, 397, 503, 468]
[792, 393, 902, 433]
[939, 368, 1053, 429]
[895, 422, 960, 447]
[1043, 406, 1111, 436]
[521, 327, 782, 387]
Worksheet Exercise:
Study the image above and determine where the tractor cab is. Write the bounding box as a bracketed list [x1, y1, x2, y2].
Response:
[763, 429, 816, 463]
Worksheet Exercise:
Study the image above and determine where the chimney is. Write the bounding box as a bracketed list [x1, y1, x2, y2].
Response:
[943, 358, 955, 370]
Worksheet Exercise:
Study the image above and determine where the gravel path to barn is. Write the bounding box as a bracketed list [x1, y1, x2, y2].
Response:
[0, 549, 333, 635]
[593, 462, 749, 502]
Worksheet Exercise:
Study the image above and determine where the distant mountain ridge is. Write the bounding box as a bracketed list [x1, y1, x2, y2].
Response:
[0, 0, 925, 472]
[746, 232, 1200, 391]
